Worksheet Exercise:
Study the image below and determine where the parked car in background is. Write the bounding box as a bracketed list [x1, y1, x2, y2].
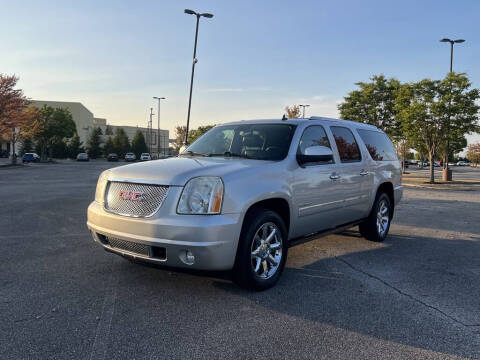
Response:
[457, 161, 470, 166]
[0, 150, 8, 158]
[22, 153, 40, 163]
[140, 153, 151, 161]
[88, 117, 403, 290]
[76, 153, 89, 161]
[107, 153, 119, 162]
[124, 153, 136, 162]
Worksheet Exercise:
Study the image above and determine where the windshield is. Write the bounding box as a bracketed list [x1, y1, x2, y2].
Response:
[184, 123, 296, 161]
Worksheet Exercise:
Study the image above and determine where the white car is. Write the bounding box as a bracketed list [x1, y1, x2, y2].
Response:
[456, 161, 470, 166]
[124, 153, 136, 162]
[140, 153, 151, 161]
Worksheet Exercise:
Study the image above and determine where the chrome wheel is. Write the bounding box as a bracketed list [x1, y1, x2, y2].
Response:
[250, 222, 283, 279]
[376, 200, 389, 237]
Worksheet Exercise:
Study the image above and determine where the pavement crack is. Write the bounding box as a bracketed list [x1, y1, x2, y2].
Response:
[334, 255, 479, 329]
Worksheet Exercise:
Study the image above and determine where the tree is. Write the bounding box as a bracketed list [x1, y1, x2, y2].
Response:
[32, 105, 76, 161]
[86, 127, 103, 159]
[21, 138, 33, 155]
[338, 75, 402, 136]
[438, 73, 480, 166]
[396, 74, 479, 183]
[173, 126, 187, 151]
[338, 75, 407, 170]
[285, 105, 301, 119]
[188, 125, 215, 143]
[103, 136, 115, 157]
[105, 125, 113, 135]
[131, 130, 148, 158]
[0, 74, 32, 164]
[112, 128, 130, 157]
[68, 134, 83, 158]
[466, 143, 480, 167]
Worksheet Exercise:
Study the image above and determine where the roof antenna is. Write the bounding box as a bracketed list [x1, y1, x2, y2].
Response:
[281, 114, 287, 121]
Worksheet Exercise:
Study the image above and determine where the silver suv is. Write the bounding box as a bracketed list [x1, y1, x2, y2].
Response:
[87, 117, 402, 289]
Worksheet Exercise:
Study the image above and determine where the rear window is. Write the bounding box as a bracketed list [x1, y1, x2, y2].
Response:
[357, 129, 397, 161]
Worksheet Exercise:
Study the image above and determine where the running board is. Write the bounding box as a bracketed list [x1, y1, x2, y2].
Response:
[288, 219, 366, 248]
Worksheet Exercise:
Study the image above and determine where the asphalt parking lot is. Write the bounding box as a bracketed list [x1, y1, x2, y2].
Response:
[1, 161, 479, 359]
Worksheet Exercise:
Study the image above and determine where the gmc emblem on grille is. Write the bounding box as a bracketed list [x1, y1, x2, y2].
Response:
[119, 191, 144, 201]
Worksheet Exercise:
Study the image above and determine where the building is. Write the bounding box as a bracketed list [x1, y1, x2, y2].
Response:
[31, 100, 170, 156]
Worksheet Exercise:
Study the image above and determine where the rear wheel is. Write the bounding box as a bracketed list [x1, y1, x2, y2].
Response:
[233, 208, 288, 290]
[359, 192, 391, 242]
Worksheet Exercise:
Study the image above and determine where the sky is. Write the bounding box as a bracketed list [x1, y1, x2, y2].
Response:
[1, 0, 479, 146]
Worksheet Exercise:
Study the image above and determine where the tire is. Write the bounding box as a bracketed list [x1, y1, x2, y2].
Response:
[233, 208, 288, 290]
[359, 192, 392, 242]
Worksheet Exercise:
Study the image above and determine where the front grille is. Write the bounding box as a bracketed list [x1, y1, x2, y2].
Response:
[107, 237, 150, 256]
[104, 181, 168, 217]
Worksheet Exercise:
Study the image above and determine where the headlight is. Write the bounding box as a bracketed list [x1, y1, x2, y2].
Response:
[95, 170, 110, 204]
[177, 177, 224, 214]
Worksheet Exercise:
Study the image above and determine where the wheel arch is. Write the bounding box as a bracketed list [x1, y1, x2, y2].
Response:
[376, 182, 395, 216]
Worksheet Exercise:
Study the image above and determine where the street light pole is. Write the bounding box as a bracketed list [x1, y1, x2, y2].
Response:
[153, 96, 165, 158]
[440, 38, 465, 180]
[184, 9, 214, 146]
[299, 104, 310, 118]
[149, 107, 154, 154]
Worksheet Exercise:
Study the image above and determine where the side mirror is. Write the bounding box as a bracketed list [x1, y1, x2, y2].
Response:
[297, 145, 333, 165]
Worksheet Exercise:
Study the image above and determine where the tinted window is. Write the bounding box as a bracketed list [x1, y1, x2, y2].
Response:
[185, 124, 296, 161]
[358, 129, 398, 161]
[331, 126, 361, 163]
[297, 126, 333, 165]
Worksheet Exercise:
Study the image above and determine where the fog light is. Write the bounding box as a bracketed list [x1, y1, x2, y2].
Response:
[180, 249, 195, 265]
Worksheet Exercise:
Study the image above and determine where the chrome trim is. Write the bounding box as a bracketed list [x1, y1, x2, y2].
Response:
[299, 199, 344, 211]
[108, 177, 181, 186]
[104, 181, 169, 218]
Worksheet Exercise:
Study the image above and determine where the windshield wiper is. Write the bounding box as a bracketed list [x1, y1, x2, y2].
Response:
[207, 151, 251, 159]
[180, 150, 208, 157]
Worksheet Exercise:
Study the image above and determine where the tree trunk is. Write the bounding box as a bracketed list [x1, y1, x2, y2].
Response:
[428, 152, 435, 184]
[10, 129, 17, 165]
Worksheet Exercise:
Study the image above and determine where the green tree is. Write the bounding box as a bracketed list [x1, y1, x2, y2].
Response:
[112, 128, 130, 157]
[338, 75, 402, 137]
[86, 127, 103, 159]
[188, 125, 215, 143]
[105, 125, 113, 135]
[51, 140, 69, 158]
[338, 75, 408, 170]
[68, 134, 83, 158]
[21, 138, 33, 155]
[103, 136, 115, 156]
[32, 105, 76, 161]
[131, 130, 148, 158]
[396, 74, 479, 183]
[438, 73, 480, 166]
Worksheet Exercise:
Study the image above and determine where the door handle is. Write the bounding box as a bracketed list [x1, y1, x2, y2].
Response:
[360, 170, 369, 176]
[330, 174, 340, 180]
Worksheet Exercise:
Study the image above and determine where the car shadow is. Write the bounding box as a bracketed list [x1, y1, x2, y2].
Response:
[209, 230, 480, 358]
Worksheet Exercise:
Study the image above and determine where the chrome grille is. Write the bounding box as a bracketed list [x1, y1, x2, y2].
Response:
[107, 237, 150, 256]
[104, 181, 168, 217]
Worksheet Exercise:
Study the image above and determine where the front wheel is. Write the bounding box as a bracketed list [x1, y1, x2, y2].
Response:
[233, 208, 288, 290]
[359, 193, 392, 242]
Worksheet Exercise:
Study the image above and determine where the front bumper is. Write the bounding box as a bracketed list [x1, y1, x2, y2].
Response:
[87, 196, 243, 271]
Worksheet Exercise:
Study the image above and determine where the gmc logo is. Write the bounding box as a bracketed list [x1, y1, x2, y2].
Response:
[119, 191, 144, 201]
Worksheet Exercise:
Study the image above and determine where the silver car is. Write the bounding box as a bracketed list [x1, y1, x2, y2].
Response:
[87, 117, 402, 289]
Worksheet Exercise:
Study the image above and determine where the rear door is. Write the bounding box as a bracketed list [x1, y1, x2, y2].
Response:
[291, 125, 344, 237]
[329, 126, 373, 223]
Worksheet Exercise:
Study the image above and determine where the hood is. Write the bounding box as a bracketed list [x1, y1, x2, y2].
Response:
[107, 156, 269, 186]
